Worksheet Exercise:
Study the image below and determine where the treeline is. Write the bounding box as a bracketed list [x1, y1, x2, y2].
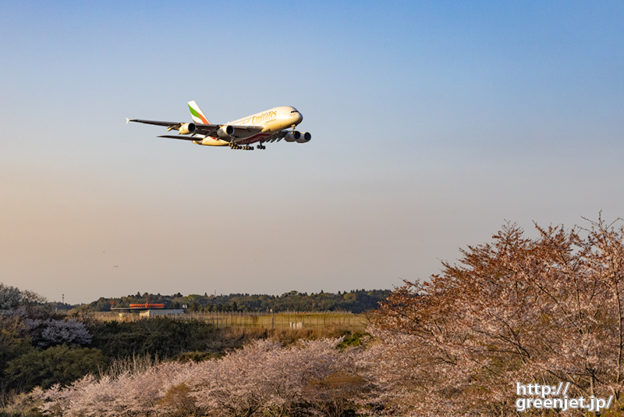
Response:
[76, 289, 390, 313]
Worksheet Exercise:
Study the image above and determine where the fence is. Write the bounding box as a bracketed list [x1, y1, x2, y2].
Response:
[91, 310, 369, 331]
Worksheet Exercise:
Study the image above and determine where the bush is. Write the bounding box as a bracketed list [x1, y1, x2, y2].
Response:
[336, 331, 369, 350]
[174, 351, 219, 363]
[0, 317, 34, 405]
[87, 319, 218, 359]
[5, 346, 106, 392]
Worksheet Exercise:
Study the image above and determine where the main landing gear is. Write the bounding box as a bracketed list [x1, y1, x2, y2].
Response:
[229, 143, 255, 150]
[229, 143, 267, 150]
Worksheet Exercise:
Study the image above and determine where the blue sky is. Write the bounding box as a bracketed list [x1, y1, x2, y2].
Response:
[1, 1, 623, 303]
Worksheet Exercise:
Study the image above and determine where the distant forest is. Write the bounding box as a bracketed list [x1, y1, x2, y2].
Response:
[73, 289, 391, 313]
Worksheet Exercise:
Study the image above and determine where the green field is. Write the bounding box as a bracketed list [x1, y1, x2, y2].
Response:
[91, 311, 369, 331]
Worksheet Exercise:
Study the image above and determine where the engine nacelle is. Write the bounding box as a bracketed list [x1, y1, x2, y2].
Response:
[217, 125, 234, 138]
[178, 122, 195, 135]
[284, 131, 301, 142]
[296, 132, 311, 143]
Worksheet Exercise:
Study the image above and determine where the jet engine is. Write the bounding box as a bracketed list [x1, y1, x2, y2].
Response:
[178, 123, 196, 135]
[296, 132, 311, 143]
[284, 131, 301, 142]
[217, 125, 234, 138]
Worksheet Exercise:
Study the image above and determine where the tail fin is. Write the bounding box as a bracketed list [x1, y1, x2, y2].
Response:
[187, 100, 210, 124]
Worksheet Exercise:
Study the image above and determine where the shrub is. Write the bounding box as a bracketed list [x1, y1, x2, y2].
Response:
[87, 318, 218, 359]
[5, 346, 106, 392]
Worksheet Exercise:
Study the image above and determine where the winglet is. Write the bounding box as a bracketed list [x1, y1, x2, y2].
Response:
[125, 118, 130, 124]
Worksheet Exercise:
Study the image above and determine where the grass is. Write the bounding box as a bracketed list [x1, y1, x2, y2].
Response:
[88, 311, 370, 332]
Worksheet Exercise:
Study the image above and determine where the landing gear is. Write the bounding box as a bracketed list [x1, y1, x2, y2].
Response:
[257, 144, 266, 150]
[229, 143, 254, 150]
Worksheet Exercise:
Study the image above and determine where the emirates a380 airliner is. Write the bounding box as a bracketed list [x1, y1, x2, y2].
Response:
[127, 101, 311, 151]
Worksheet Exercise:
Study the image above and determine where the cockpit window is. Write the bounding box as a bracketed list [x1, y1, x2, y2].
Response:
[290, 107, 298, 113]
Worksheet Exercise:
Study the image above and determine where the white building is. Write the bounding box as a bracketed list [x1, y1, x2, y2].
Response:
[139, 309, 184, 318]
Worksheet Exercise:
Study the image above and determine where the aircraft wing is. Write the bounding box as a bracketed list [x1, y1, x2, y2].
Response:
[127, 119, 184, 129]
[127, 118, 263, 142]
[157, 135, 199, 141]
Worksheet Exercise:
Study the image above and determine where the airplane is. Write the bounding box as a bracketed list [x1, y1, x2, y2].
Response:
[126, 101, 311, 151]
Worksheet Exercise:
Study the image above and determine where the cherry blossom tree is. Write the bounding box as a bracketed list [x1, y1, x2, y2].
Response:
[25, 318, 92, 347]
[37, 338, 367, 417]
[371, 218, 624, 416]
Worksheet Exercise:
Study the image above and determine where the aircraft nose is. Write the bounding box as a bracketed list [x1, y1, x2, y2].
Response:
[296, 112, 303, 123]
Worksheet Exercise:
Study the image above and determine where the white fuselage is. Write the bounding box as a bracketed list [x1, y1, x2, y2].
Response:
[195, 106, 303, 146]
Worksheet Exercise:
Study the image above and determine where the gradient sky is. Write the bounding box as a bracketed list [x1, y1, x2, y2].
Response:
[1, 1, 623, 303]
